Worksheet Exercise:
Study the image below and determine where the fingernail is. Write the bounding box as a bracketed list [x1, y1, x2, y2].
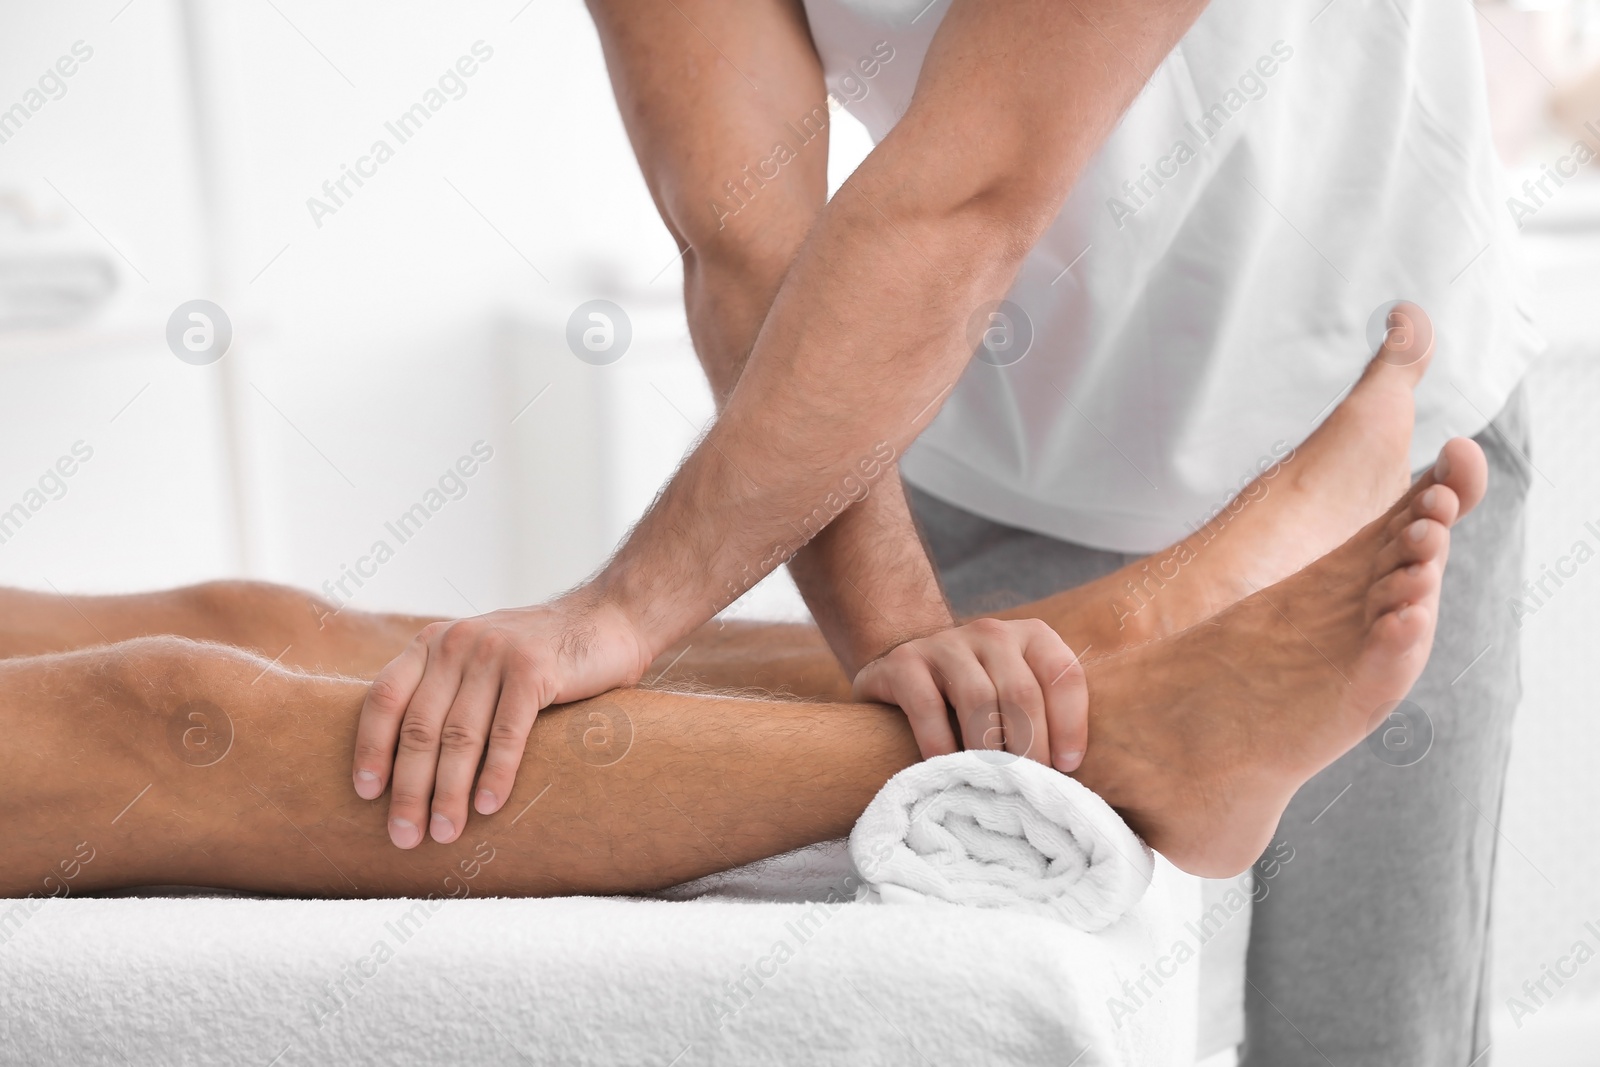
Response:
[475, 789, 498, 815]
[389, 817, 421, 849]
[1420, 487, 1437, 510]
[429, 811, 455, 843]
[1434, 452, 1451, 480]
[1057, 750, 1083, 772]
[1408, 519, 1428, 542]
[354, 769, 381, 800]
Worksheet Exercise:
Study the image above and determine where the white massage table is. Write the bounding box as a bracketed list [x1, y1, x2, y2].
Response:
[0, 857, 1248, 1066]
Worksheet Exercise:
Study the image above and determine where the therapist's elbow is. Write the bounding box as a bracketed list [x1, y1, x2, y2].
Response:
[858, 127, 1075, 269]
[675, 202, 819, 293]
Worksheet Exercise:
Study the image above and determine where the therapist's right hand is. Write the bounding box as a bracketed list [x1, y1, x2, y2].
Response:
[852, 618, 1088, 773]
[351, 591, 653, 848]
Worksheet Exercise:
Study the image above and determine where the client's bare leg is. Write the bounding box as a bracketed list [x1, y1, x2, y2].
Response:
[2, 637, 920, 899]
[2, 440, 1483, 891]
[0, 581, 434, 679]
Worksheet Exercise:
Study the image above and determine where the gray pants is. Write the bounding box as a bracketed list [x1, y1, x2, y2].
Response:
[907, 389, 1529, 1066]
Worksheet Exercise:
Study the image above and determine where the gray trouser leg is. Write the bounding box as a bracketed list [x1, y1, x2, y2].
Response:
[1238, 393, 1529, 1067]
[906, 388, 1529, 1067]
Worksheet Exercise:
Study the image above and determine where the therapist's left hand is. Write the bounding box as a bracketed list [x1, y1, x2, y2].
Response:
[852, 617, 1088, 773]
[351, 592, 653, 848]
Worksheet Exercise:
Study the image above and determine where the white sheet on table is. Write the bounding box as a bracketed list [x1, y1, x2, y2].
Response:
[1, 864, 1198, 1067]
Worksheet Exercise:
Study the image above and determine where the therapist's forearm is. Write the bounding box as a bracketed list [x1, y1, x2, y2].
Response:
[785, 477, 953, 673]
[686, 251, 953, 674]
[594, 180, 1024, 658]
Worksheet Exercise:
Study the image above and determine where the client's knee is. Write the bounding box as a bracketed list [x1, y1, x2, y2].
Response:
[6, 636, 285, 791]
[74, 633, 364, 763]
[83, 634, 273, 709]
[180, 580, 332, 647]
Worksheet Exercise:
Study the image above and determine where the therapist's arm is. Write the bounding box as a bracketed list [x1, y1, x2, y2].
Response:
[589, 0, 951, 678]
[584, 0, 1087, 772]
[582, 0, 1211, 653]
[353, 0, 1211, 847]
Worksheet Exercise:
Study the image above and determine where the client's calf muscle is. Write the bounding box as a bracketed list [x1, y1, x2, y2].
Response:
[0, 637, 918, 898]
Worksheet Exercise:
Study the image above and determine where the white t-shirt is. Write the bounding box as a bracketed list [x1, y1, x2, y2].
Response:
[801, 0, 1542, 552]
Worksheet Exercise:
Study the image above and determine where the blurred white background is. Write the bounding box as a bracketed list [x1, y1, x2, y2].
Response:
[0, 1, 1598, 1062]
[1475, 3, 1600, 1064]
[0, 0, 859, 620]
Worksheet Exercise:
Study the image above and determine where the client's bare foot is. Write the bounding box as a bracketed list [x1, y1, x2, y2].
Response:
[1075, 435, 1486, 877]
[1014, 302, 1437, 650]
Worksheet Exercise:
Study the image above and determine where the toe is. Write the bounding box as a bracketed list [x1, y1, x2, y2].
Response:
[1378, 437, 1488, 538]
[1412, 483, 1461, 528]
[1369, 560, 1440, 621]
[1384, 481, 1460, 540]
[1365, 300, 1436, 386]
[1431, 437, 1488, 518]
[1379, 516, 1451, 573]
[1364, 600, 1436, 673]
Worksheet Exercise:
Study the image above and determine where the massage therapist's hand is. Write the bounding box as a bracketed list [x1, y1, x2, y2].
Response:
[852, 618, 1087, 773]
[352, 592, 653, 848]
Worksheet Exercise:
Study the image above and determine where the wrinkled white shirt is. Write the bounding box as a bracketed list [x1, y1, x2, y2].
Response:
[801, 0, 1541, 551]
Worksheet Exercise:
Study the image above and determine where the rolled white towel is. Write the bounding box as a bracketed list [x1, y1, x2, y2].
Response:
[849, 751, 1154, 932]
